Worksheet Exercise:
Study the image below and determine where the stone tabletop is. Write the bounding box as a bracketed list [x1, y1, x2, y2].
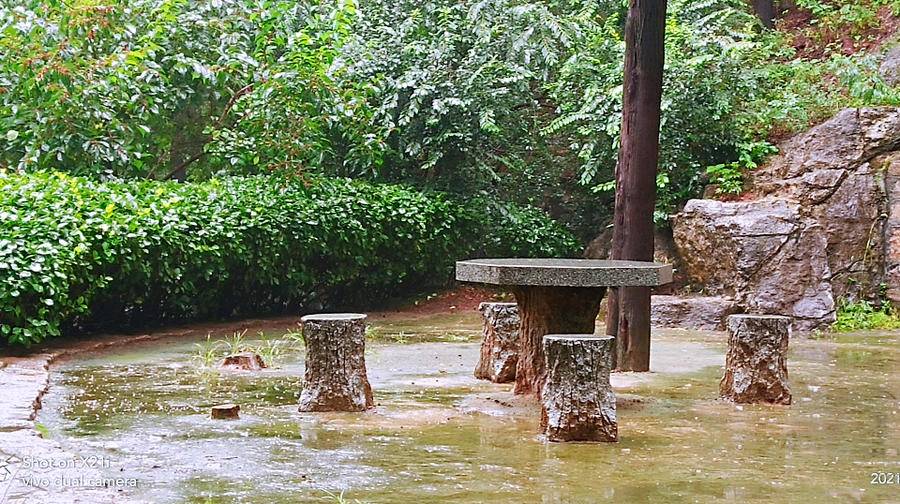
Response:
[301, 313, 367, 322]
[456, 258, 673, 288]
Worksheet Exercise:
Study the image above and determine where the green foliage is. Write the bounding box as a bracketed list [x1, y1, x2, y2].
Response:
[793, 0, 900, 45]
[0, 0, 251, 176]
[0, 0, 607, 239]
[2, 0, 898, 238]
[193, 335, 224, 367]
[547, 0, 900, 220]
[337, 0, 579, 187]
[192, 331, 294, 368]
[0, 0, 388, 179]
[705, 141, 778, 195]
[202, 0, 390, 179]
[832, 299, 900, 332]
[0, 172, 577, 346]
[547, 1, 764, 219]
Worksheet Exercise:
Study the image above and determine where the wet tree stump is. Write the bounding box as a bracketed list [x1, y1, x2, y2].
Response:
[220, 352, 266, 371]
[720, 314, 792, 405]
[541, 335, 617, 442]
[298, 313, 374, 412]
[211, 404, 240, 420]
[474, 302, 520, 383]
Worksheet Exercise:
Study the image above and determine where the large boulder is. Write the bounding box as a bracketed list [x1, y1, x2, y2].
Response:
[672, 199, 835, 330]
[754, 108, 900, 194]
[880, 44, 900, 87]
[650, 295, 739, 331]
[812, 160, 886, 299]
[881, 152, 900, 307]
[673, 107, 900, 330]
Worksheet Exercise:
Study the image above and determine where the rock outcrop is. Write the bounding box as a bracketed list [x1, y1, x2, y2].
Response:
[673, 107, 900, 330]
[880, 45, 900, 87]
[882, 153, 900, 307]
[650, 295, 739, 331]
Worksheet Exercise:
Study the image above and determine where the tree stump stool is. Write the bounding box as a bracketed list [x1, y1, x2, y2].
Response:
[211, 404, 240, 420]
[298, 313, 374, 412]
[220, 352, 267, 371]
[719, 314, 792, 405]
[541, 335, 617, 442]
[474, 302, 520, 383]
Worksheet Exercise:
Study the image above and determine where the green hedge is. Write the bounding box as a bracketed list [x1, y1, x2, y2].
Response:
[0, 172, 578, 346]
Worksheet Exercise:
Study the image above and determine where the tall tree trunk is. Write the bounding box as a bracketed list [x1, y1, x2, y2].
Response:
[605, 0, 667, 372]
[752, 0, 775, 28]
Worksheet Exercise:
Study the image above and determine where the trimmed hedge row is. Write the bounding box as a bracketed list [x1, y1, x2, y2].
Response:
[0, 172, 578, 346]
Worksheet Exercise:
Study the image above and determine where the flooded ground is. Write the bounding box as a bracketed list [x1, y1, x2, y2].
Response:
[34, 312, 899, 503]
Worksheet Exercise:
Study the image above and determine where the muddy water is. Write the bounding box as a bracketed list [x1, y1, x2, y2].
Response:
[37, 314, 898, 503]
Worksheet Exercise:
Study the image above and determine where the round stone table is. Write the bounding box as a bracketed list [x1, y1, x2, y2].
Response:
[456, 258, 673, 396]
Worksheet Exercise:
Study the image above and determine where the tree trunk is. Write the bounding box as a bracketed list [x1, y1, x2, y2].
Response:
[512, 287, 605, 397]
[720, 315, 792, 404]
[752, 0, 775, 28]
[606, 0, 667, 372]
[541, 335, 617, 442]
[298, 313, 374, 412]
[474, 302, 520, 383]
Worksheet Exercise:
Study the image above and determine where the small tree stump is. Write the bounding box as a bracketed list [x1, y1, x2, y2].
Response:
[720, 314, 792, 405]
[474, 302, 520, 383]
[211, 404, 240, 420]
[298, 313, 374, 412]
[541, 335, 617, 442]
[220, 352, 267, 371]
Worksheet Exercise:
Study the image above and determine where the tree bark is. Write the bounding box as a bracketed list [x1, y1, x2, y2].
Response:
[720, 315, 792, 404]
[211, 404, 240, 420]
[474, 302, 520, 383]
[298, 314, 374, 412]
[752, 0, 775, 28]
[606, 0, 667, 372]
[512, 287, 605, 397]
[541, 335, 617, 442]
[220, 352, 267, 371]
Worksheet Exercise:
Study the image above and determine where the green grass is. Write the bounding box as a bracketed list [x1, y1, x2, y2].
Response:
[832, 299, 900, 332]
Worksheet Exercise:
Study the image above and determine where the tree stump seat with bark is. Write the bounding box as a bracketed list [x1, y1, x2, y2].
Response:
[474, 302, 520, 383]
[220, 352, 267, 371]
[211, 404, 240, 420]
[541, 335, 617, 442]
[457, 258, 672, 397]
[298, 313, 374, 412]
[720, 314, 792, 405]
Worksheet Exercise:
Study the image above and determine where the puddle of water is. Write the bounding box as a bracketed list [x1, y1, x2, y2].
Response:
[32, 313, 900, 503]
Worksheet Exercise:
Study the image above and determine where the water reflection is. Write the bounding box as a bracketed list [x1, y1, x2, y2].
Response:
[36, 317, 899, 503]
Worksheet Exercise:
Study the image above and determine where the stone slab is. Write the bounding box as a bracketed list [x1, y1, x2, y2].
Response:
[456, 259, 673, 288]
[650, 295, 739, 331]
[301, 313, 367, 322]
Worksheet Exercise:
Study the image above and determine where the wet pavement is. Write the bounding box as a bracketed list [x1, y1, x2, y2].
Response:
[0, 312, 895, 503]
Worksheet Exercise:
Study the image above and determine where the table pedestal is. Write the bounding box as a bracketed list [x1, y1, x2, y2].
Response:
[511, 286, 606, 396]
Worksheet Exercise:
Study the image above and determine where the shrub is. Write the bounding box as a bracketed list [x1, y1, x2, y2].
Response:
[0, 172, 577, 346]
[832, 299, 900, 332]
[705, 141, 778, 196]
